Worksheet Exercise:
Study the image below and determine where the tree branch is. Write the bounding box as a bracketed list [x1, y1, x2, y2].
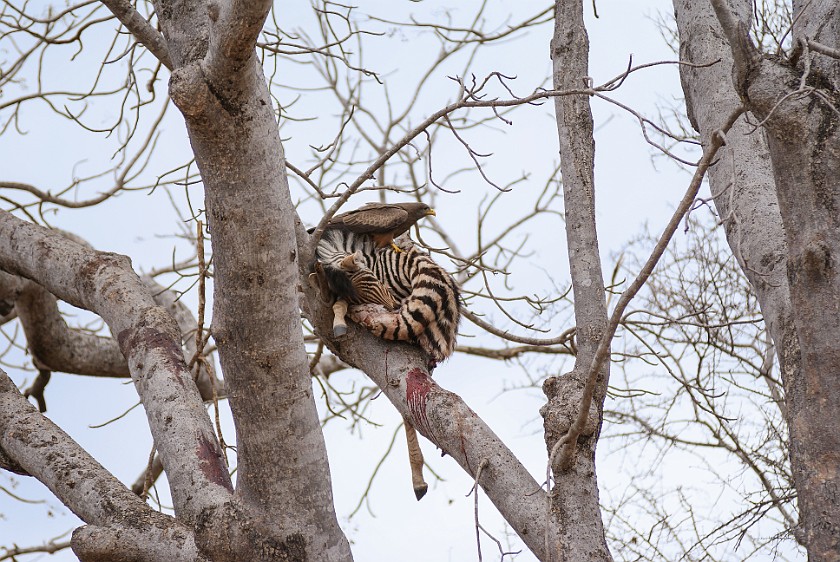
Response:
[0, 443, 28, 475]
[71, 524, 205, 562]
[709, 0, 762, 96]
[0, 211, 232, 523]
[0, 368, 204, 562]
[100, 0, 174, 70]
[807, 38, 840, 60]
[142, 276, 225, 401]
[554, 105, 745, 471]
[14, 276, 129, 378]
[203, 0, 272, 96]
[132, 452, 164, 496]
[0, 268, 225, 405]
[306, 294, 549, 560]
[0, 539, 71, 561]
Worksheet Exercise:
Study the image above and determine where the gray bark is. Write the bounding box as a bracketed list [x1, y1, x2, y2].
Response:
[308, 297, 550, 560]
[0, 268, 223, 399]
[540, 1, 612, 560]
[677, 0, 840, 558]
[155, 0, 352, 559]
[0, 1, 674, 559]
[0, 367, 205, 562]
[142, 276, 225, 401]
[792, 1, 840, 89]
[0, 211, 233, 526]
[15, 279, 130, 378]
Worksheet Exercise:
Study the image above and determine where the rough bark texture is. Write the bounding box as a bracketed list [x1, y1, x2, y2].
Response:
[155, 0, 352, 559]
[14, 278, 129, 378]
[0, 367, 205, 562]
[678, 0, 840, 558]
[539, 1, 612, 560]
[0, 271, 223, 409]
[0, 212, 232, 526]
[793, 0, 840, 89]
[142, 276, 225, 401]
[0, 2, 680, 560]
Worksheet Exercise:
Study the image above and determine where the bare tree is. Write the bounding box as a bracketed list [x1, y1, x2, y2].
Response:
[1, 0, 837, 561]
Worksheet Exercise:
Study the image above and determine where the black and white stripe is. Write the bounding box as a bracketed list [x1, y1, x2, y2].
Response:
[316, 230, 460, 363]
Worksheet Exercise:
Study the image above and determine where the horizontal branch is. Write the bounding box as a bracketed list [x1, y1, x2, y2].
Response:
[72, 524, 205, 562]
[0, 180, 127, 209]
[806, 38, 840, 60]
[462, 308, 576, 347]
[14, 276, 129, 378]
[0, 268, 225, 404]
[0, 539, 71, 561]
[457, 344, 572, 360]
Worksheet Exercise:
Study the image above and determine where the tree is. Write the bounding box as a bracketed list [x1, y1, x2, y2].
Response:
[0, 0, 837, 561]
[674, 1, 840, 559]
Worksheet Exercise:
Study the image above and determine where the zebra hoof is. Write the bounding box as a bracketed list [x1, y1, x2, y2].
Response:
[333, 324, 347, 337]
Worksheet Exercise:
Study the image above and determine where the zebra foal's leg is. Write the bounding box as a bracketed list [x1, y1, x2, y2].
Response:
[332, 298, 350, 337]
[404, 417, 428, 500]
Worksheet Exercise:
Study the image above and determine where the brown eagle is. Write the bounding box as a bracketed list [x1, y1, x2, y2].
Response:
[326, 202, 435, 251]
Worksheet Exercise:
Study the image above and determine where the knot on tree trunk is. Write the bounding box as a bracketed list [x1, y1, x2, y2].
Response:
[169, 63, 214, 118]
[540, 371, 599, 449]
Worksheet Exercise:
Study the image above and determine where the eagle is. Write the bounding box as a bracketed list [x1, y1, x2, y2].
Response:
[325, 202, 435, 251]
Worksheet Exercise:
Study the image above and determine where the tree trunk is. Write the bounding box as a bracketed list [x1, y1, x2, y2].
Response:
[540, 1, 612, 560]
[676, 0, 840, 558]
[154, 0, 353, 559]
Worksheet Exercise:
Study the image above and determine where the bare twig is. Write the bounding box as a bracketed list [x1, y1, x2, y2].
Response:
[468, 458, 490, 562]
[99, 0, 173, 69]
[0, 539, 73, 561]
[462, 308, 576, 348]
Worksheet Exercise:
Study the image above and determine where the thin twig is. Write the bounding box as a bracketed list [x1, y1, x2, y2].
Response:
[467, 458, 490, 562]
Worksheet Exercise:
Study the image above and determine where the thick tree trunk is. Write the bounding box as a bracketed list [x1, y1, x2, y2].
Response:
[677, 0, 840, 558]
[155, 0, 352, 559]
[540, 1, 612, 560]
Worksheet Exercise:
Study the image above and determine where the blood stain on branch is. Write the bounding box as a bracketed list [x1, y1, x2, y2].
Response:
[197, 433, 233, 492]
[406, 368, 434, 438]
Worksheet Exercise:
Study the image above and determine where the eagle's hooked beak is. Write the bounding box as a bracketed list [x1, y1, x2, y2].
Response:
[425, 209, 437, 217]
